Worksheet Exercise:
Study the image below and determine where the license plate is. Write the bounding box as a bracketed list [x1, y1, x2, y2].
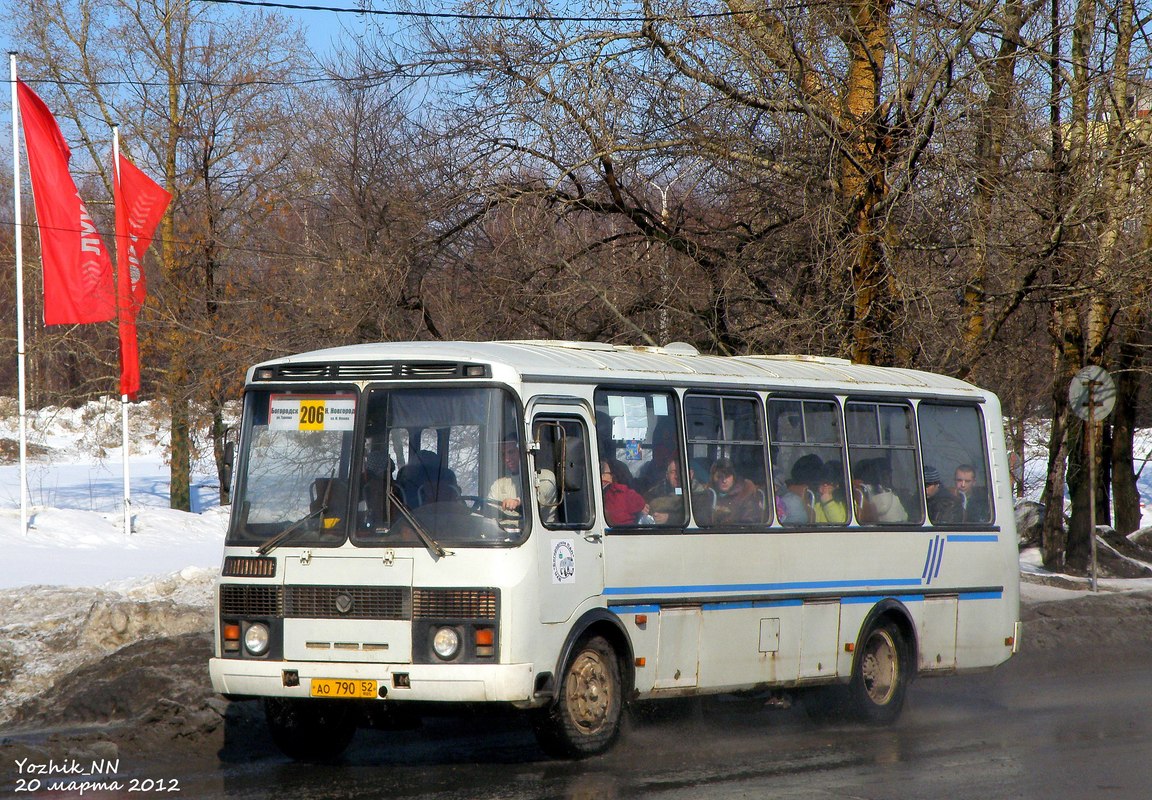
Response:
[310, 678, 378, 699]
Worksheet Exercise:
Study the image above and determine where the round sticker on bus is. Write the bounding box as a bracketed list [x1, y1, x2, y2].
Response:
[551, 539, 576, 584]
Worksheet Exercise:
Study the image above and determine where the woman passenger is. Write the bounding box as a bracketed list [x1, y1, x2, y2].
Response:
[601, 458, 650, 526]
[704, 457, 763, 525]
[813, 463, 847, 524]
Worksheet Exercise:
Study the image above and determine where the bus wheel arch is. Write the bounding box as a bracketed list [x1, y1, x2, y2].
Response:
[533, 610, 633, 758]
[848, 600, 916, 724]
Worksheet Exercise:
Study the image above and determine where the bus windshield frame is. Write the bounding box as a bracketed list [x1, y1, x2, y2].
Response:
[227, 384, 528, 549]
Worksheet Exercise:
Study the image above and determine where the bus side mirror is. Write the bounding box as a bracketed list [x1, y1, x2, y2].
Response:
[222, 428, 237, 500]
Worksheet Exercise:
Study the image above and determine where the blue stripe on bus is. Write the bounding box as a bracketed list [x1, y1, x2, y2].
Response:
[603, 578, 921, 596]
[947, 534, 1000, 542]
[610, 590, 1002, 615]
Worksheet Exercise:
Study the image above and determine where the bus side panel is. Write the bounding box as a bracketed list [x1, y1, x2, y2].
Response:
[695, 603, 803, 690]
[955, 595, 1016, 669]
[916, 595, 959, 671]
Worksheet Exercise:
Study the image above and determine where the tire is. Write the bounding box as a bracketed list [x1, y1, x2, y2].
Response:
[533, 636, 624, 758]
[264, 698, 358, 762]
[848, 619, 909, 725]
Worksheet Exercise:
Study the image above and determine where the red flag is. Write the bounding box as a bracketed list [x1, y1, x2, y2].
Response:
[17, 80, 115, 324]
[114, 153, 171, 399]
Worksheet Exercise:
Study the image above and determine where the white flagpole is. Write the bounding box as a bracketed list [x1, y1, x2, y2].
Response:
[11, 53, 29, 535]
[113, 125, 131, 536]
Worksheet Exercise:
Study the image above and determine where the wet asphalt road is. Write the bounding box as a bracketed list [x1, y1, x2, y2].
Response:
[168, 641, 1151, 800]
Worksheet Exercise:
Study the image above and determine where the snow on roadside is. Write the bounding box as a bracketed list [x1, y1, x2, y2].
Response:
[0, 505, 227, 590]
[0, 398, 228, 725]
[0, 569, 217, 726]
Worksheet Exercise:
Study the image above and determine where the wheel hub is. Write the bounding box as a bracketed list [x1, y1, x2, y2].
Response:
[568, 651, 612, 732]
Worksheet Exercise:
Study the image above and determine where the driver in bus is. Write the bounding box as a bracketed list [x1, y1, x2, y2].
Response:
[488, 435, 557, 523]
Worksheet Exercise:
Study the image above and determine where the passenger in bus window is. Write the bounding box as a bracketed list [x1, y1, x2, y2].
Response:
[489, 436, 557, 522]
[645, 459, 686, 525]
[601, 458, 650, 526]
[952, 464, 991, 523]
[854, 458, 908, 523]
[923, 465, 957, 524]
[781, 454, 822, 524]
[701, 458, 763, 525]
[814, 463, 848, 524]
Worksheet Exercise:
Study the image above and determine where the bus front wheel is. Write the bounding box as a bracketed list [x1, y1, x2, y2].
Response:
[848, 620, 909, 725]
[533, 636, 623, 758]
[264, 697, 357, 762]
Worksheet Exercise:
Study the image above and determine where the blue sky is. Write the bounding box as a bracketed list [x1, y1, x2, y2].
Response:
[0, 0, 380, 62]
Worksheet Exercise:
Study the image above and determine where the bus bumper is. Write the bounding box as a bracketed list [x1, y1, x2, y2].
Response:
[209, 657, 539, 704]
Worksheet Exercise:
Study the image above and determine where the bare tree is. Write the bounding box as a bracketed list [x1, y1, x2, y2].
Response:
[8, 0, 309, 509]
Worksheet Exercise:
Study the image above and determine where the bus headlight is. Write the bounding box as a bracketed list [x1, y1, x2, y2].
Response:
[244, 622, 271, 656]
[432, 626, 461, 660]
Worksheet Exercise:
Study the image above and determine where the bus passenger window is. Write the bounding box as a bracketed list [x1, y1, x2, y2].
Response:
[685, 394, 769, 526]
[768, 398, 847, 526]
[846, 402, 921, 525]
[594, 389, 685, 527]
[918, 404, 993, 524]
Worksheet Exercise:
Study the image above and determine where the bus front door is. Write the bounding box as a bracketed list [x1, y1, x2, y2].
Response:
[529, 404, 604, 624]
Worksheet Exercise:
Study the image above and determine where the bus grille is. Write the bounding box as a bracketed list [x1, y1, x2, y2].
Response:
[284, 586, 410, 620]
[413, 588, 498, 620]
[220, 585, 283, 617]
[220, 585, 496, 621]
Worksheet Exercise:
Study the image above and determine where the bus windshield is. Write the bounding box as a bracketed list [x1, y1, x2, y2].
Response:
[227, 386, 527, 548]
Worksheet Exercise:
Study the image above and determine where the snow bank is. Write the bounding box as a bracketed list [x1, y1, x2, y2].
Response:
[0, 397, 228, 589]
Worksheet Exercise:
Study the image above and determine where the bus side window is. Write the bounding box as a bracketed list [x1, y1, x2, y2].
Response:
[846, 402, 921, 525]
[768, 398, 847, 526]
[917, 403, 993, 525]
[534, 417, 593, 528]
[594, 389, 684, 527]
[685, 394, 769, 527]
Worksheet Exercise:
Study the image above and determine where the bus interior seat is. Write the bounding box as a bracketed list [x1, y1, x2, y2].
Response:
[396, 450, 457, 507]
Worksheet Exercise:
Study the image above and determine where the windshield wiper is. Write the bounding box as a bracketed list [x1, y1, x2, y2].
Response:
[256, 475, 335, 555]
[389, 493, 452, 559]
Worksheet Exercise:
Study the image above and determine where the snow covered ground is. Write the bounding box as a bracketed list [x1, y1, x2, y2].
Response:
[0, 398, 228, 724]
[0, 397, 227, 591]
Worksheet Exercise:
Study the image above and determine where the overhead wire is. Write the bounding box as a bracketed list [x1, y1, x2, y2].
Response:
[194, 0, 757, 23]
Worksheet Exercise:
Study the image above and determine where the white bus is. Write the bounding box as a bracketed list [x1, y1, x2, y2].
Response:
[209, 340, 1020, 759]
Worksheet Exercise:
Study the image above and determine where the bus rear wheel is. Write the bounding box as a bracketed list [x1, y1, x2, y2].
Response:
[264, 697, 357, 762]
[533, 636, 623, 758]
[848, 620, 909, 725]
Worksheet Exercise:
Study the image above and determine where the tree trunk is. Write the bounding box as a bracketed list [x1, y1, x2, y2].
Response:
[1065, 418, 1091, 573]
[1111, 332, 1143, 535]
[211, 395, 230, 506]
[963, 0, 1024, 367]
[1040, 299, 1082, 570]
[169, 379, 192, 512]
[1040, 406, 1069, 572]
[841, 0, 895, 367]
